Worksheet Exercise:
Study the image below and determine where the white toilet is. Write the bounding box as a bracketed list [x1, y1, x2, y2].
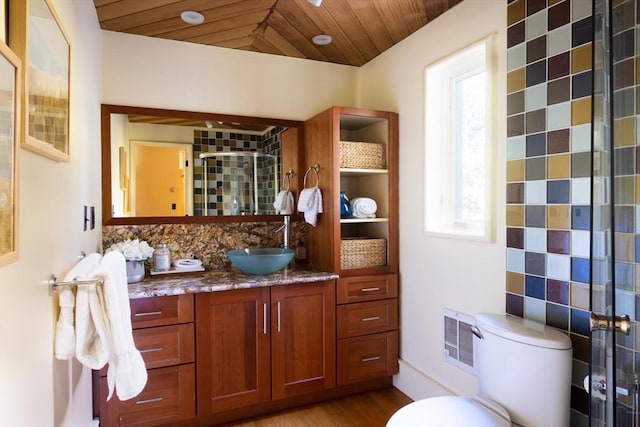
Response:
[387, 313, 573, 427]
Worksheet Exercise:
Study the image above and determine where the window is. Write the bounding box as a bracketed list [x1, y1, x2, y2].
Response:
[424, 37, 496, 241]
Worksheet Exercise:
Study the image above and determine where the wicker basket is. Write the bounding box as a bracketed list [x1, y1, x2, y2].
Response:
[340, 238, 386, 269]
[340, 141, 385, 169]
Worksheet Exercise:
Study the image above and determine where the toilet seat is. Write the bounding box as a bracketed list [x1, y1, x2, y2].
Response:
[386, 396, 511, 427]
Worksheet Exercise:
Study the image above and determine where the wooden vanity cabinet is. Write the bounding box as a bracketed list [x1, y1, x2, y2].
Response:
[95, 294, 196, 427]
[303, 107, 400, 386]
[196, 280, 336, 416]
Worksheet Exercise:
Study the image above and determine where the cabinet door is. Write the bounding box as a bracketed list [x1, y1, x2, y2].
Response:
[271, 280, 336, 400]
[195, 288, 271, 414]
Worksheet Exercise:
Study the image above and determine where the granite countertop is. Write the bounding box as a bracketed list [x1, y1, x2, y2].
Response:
[127, 266, 339, 299]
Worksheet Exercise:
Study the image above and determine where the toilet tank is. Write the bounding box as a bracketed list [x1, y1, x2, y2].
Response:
[474, 313, 572, 427]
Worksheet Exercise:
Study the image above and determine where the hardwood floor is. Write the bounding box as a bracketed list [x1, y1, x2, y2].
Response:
[221, 387, 413, 427]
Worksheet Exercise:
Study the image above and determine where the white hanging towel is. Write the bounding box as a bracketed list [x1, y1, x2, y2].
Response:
[90, 251, 148, 401]
[273, 189, 294, 214]
[75, 282, 111, 370]
[351, 197, 378, 218]
[54, 253, 103, 360]
[297, 186, 323, 226]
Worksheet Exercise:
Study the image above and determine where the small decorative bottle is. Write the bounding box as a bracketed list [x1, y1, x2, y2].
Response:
[154, 243, 170, 271]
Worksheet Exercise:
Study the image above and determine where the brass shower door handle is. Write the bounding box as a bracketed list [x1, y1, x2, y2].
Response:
[590, 312, 631, 335]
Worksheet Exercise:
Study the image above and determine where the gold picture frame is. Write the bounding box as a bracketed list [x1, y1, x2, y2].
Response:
[9, 0, 70, 162]
[0, 0, 6, 44]
[0, 40, 21, 267]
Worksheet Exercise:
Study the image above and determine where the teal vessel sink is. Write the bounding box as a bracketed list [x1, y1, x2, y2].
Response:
[227, 247, 295, 275]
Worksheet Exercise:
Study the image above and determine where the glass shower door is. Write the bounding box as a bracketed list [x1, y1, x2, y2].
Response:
[590, 0, 637, 425]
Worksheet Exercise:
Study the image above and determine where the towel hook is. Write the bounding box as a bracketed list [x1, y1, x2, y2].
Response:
[282, 170, 293, 191]
[303, 164, 320, 188]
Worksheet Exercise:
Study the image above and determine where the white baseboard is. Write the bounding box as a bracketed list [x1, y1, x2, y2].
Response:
[393, 359, 456, 401]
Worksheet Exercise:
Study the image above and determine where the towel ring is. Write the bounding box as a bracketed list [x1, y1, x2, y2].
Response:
[303, 164, 320, 188]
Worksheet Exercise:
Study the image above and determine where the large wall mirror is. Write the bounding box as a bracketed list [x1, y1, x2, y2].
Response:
[101, 104, 302, 225]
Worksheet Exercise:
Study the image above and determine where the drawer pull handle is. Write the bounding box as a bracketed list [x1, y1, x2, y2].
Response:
[362, 356, 381, 362]
[139, 346, 163, 354]
[361, 287, 380, 292]
[134, 311, 162, 317]
[136, 395, 164, 405]
[361, 316, 380, 322]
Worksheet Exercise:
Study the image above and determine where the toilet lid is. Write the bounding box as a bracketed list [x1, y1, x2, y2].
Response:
[386, 396, 511, 427]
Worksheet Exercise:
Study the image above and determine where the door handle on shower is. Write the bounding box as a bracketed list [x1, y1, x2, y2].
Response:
[589, 312, 631, 335]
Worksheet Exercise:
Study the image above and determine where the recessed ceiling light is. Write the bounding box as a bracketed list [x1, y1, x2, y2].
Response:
[307, 0, 323, 6]
[312, 34, 332, 45]
[181, 10, 204, 25]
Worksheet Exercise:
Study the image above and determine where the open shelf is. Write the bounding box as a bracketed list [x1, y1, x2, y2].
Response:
[339, 168, 388, 176]
[340, 218, 389, 224]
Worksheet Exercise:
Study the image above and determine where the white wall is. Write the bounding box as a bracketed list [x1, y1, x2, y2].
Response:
[0, 1, 102, 426]
[101, 31, 358, 121]
[358, 0, 507, 399]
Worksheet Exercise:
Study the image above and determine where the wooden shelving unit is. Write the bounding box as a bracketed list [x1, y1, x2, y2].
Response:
[303, 106, 399, 386]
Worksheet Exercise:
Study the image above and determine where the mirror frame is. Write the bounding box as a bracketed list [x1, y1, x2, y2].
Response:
[101, 104, 303, 225]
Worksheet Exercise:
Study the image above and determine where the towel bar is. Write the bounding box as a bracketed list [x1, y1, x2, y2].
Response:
[49, 274, 103, 296]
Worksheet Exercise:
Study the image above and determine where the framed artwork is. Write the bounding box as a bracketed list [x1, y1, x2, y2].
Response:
[10, 0, 70, 162]
[0, 41, 21, 267]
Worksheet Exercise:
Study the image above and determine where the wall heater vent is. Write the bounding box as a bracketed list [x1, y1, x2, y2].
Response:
[442, 308, 477, 375]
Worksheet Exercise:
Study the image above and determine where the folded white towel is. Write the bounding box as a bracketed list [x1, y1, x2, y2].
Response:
[351, 197, 377, 218]
[90, 251, 148, 401]
[173, 259, 203, 269]
[297, 186, 323, 226]
[273, 190, 294, 215]
[55, 253, 103, 360]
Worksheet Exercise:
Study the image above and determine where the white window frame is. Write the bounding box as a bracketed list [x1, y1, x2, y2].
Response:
[424, 35, 497, 242]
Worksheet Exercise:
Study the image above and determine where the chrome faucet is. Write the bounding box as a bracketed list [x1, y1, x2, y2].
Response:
[274, 215, 290, 248]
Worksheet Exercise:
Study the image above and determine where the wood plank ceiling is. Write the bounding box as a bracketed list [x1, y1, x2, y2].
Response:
[92, 0, 463, 67]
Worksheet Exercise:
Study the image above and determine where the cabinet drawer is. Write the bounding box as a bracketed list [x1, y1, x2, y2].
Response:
[134, 323, 195, 369]
[130, 294, 194, 328]
[337, 331, 398, 386]
[97, 323, 195, 377]
[337, 299, 398, 338]
[337, 274, 398, 304]
[98, 364, 195, 427]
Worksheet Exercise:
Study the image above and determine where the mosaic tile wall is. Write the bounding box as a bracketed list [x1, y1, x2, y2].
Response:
[506, 0, 593, 422]
[102, 221, 306, 271]
[29, 94, 68, 152]
[192, 128, 286, 216]
[263, 126, 286, 208]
